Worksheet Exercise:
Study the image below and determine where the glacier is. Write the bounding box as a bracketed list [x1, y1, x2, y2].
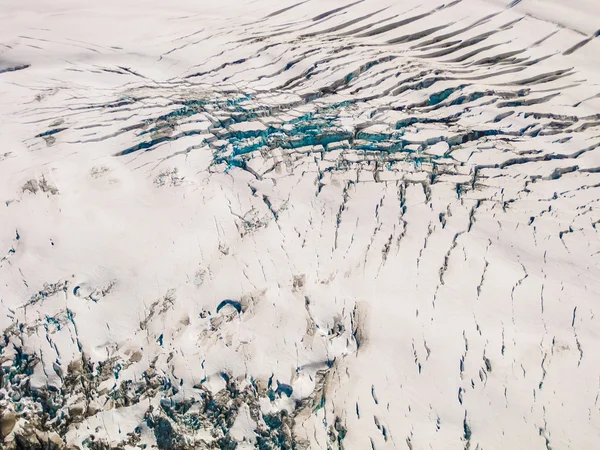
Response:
[1, 0, 599, 449]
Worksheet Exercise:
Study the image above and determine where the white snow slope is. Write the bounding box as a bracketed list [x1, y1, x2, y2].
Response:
[1, 0, 600, 449]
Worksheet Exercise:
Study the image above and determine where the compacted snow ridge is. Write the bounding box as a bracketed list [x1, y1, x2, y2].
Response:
[1, 0, 599, 449]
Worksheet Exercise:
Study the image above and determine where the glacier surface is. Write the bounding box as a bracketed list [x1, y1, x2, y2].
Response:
[1, 0, 599, 449]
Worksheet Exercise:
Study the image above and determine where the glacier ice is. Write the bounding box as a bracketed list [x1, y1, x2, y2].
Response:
[1, 0, 600, 449]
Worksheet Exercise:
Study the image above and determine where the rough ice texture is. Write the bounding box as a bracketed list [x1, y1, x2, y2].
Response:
[1, 0, 599, 449]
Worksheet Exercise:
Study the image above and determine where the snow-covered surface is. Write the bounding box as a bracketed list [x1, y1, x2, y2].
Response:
[1, 0, 599, 449]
